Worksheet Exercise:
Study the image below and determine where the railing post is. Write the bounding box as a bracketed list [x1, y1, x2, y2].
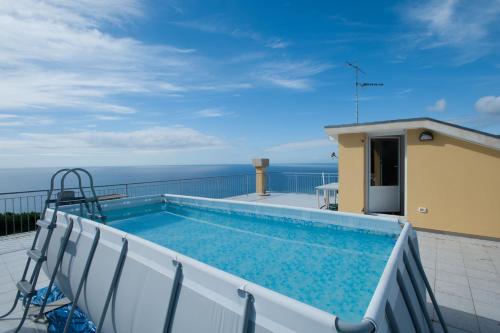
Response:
[246, 175, 249, 195]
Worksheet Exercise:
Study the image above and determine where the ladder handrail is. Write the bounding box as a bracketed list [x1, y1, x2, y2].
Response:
[60, 168, 102, 221]
[42, 168, 88, 219]
[59, 169, 91, 219]
[71, 168, 103, 211]
[41, 167, 106, 222]
[71, 168, 105, 221]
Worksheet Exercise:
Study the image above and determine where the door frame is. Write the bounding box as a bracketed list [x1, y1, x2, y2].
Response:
[365, 132, 406, 215]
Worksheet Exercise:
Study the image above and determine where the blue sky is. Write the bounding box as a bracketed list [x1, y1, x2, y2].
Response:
[0, 0, 499, 167]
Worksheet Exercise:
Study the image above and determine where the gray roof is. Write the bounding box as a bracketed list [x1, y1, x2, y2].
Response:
[324, 117, 499, 139]
[324, 117, 500, 151]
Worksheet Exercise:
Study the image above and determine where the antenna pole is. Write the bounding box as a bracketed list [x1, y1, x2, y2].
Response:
[346, 61, 383, 124]
[355, 67, 359, 124]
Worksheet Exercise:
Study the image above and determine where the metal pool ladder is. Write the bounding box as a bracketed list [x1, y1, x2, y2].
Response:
[0, 168, 106, 332]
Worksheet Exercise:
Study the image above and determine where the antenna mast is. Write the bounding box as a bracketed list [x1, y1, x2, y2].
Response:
[346, 61, 383, 123]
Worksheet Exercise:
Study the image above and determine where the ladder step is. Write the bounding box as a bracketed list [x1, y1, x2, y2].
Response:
[28, 297, 72, 317]
[48, 197, 99, 204]
[17, 280, 36, 297]
[27, 249, 46, 262]
[36, 219, 56, 229]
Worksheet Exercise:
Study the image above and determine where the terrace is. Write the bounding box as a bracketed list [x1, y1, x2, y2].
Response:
[0, 172, 499, 332]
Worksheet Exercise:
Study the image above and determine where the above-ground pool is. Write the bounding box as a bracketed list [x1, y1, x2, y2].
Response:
[41, 195, 435, 333]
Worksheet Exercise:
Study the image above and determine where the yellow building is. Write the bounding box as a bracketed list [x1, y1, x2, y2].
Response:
[324, 118, 500, 239]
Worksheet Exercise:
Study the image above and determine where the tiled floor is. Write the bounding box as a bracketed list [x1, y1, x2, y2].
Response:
[0, 201, 499, 332]
[0, 233, 48, 333]
[229, 192, 320, 208]
[418, 231, 500, 333]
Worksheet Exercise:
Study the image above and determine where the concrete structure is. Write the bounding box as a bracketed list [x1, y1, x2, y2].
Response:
[252, 158, 269, 196]
[324, 118, 500, 239]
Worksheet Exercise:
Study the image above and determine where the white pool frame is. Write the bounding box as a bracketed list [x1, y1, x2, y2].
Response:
[40, 194, 433, 333]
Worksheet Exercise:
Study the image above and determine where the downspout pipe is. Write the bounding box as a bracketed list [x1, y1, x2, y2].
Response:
[334, 318, 376, 333]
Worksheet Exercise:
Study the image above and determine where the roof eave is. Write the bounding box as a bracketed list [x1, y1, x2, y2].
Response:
[323, 118, 500, 151]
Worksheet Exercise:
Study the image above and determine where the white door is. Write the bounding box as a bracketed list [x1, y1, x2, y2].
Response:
[368, 137, 401, 213]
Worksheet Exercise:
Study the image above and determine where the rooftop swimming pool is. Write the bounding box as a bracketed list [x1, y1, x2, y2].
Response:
[47, 195, 433, 333]
[105, 201, 398, 322]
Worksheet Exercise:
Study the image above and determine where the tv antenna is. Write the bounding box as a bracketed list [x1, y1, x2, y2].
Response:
[346, 61, 383, 123]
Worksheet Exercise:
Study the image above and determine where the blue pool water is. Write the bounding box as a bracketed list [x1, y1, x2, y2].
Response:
[106, 202, 397, 322]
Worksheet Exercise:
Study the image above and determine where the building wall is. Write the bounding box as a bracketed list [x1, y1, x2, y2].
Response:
[338, 133, 366, 214]
[406, 129, 500, 238]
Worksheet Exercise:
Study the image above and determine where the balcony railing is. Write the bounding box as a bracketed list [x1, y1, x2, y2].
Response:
[267, 172, 338, 194]
[0, 172, 337, 236]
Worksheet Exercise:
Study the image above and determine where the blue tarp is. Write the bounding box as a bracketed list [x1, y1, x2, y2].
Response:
[32, 287, 96, 333]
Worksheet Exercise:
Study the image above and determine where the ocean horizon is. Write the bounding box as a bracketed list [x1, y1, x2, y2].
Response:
[0, 163, 338, 193]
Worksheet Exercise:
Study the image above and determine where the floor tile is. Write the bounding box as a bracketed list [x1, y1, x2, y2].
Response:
[476, 316, 500, 333]
[436, 271, 469, 286]
[438, 306, 480, 333]
[436, 280, 472, 299]
[466, 268, 500, 282]
[470, 288, 500, 307]
[474, 302, 500, 322]
[464, 260, 497, 274]
[468, 277, 500, 293]
[435, 292, 475, 313]
[437, 262, 467, 275]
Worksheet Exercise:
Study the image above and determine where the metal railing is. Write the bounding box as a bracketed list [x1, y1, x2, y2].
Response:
[0, 172, 337, 236]
[268, 172, 338, 194]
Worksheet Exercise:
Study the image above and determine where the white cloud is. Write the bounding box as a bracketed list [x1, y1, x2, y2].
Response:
[266, 139, 332, 152]
[0, 114, 54, 127]
[475, 96, 500, 114]
[397, 88, 413, 95]
[0, 0, 242, 115]
[266, 38, 290, 49]
[259, 61, 331, 90]
[228, 52, 268, 64]
[265, 78, 310, 90]
[172, 19, 289, 49]
[329, 15, 378, 28]
[0, 114, 19, 119]
[93, 115, 125, 121]
[195, 83, 253, 91]
[427, 98, 446, 112]
[0, 127, 224, 156]
[160, 82, 187, 92]
[162, 82, 253, 93]
[401, 0, 500, 63]
[194, 108, 232, 118]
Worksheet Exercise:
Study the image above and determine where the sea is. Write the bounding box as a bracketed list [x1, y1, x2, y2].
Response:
[0, 164, 338, 193]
